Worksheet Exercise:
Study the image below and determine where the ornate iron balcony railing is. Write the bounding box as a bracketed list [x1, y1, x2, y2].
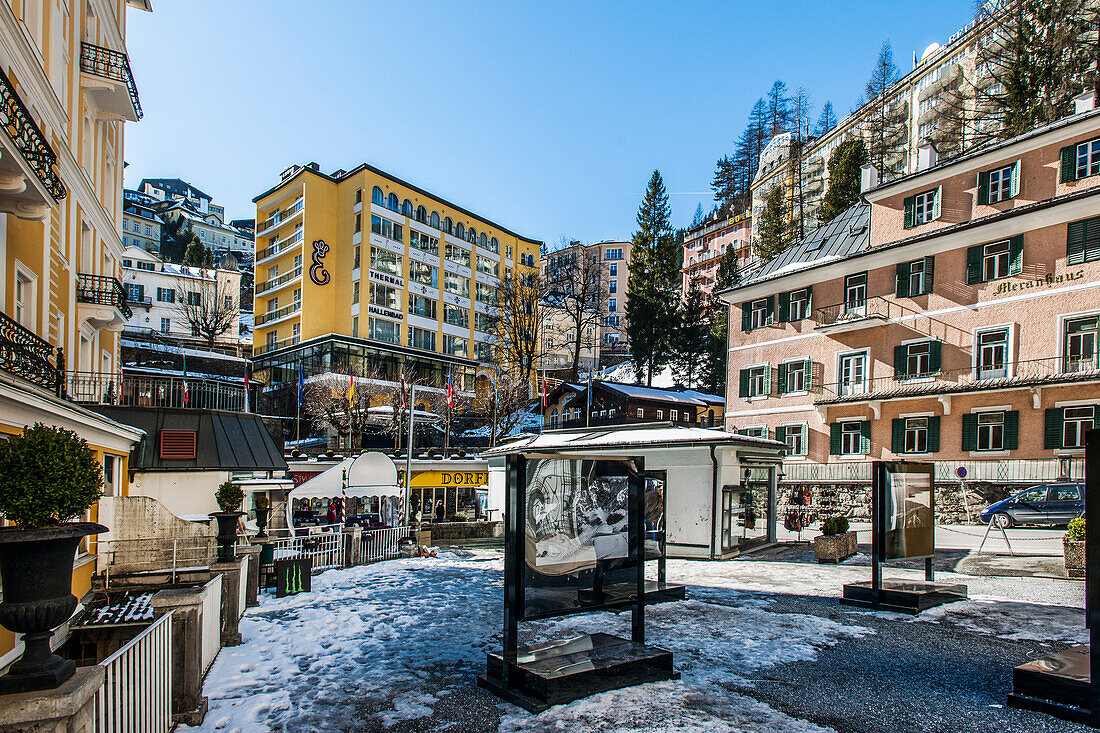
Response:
[79, 42, 143, 120]
[77, 273, 133, 319]
[69, 371, 248, 412]
[0, 67, 66, 201]
[812, 296, 890, 328]
[0, 310, 62, 393]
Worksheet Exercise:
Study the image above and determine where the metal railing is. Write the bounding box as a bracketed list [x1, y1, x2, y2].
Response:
[200, 575, 222, 674]
[69, 372, 247, 412]
[99, 536, 216, 588]
[0, 310, 62, 392]
[256, 198, 303, 234]
[361, 525, 410, 563]
[818, 355, 1100, 403]
[781, 457, 1085, 484]
[812, 296, 890, 328]
[257, 229, 304, 261]
[128, 295, 153, 308]
[256, 266, 302, 295]
[253, 334, 300, 356]
[268, 525, 344, 572]
[255, 300, 302, 326]
[0, 67, 66, 200]
[77, 274, 133, 319]
[94, 612, 172, 733]
[80, 42, 143, 119]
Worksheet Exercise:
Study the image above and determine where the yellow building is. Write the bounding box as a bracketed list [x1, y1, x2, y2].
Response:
[251, 161, 541, 408]
[0, 0, 151, 666]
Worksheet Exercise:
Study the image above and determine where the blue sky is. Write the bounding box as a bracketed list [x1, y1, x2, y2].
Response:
[123, 1, 975, 246]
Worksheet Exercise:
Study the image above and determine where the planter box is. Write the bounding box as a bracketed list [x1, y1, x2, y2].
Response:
[1064, 538, 1085, 580]
[814, 531, 857, 564]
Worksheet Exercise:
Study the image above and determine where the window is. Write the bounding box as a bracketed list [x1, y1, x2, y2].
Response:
[979, 162, 1018, 204]
[187, 291, 201, 306]
[430, 211, 441, 229]
[387, 192, 399, 211]
[455, 223, 466, 240]
[739, 365, 771, 398]
[777, 424, 807, 456]
[126, 285, 145, 303]
[976, 328, 1009, 379]
[354, 214, 361, 233]
[476, 257, 499, 278]
[892, 416, 939, 454]
[409, 294, 437, 319]
[778, 359, 811, 393]
[1055, 406, 1095, 449]
[353, 246, 361, 269]
[831, 421, 869, 455]
[372, 187, 384, 205]
[370, 247, 402, 276]
[354, 188, 362, 204]
[844, 273, 867, 314]
[604, 332, 620, 345]
[604, 315, 620, 327]
[370, 215, 403, 242]
[475, 342, 494, 362]
[369, 283, 398, 309]
[445, 244, 471, 268]
[781, 287, 812, 322]
[966, 237, 1022, 284]
[1065, 315, 1099, 372]
[904, 187, 940, 228]
[1067, 216, 1100, 264]
[474, 312, 493, 332]
[136, 261, 155, 271]
[443, 335, 467, 357]
[1075, 138, 1100, 180]
[409, 261, 438, 287]
[402, 199, 414, 217]
[609, 280, 617, 294]
[160, 317, 170, 333]
[444, 272, 470, 298]
[368, 317, 400, 344]
[896, 257, 934, 297]
[742, 297, 773, 330]
[636, 408, 644, 418]
[352, 281, 360, 304]
[157, 287, 174, 303]
[443, 217, 453, 234]
[605, 248, 623, 260]
[839, 352, 867, 396]
[895, 340, 940, 379]
[962, 410, 1020, 452]
[655, 409, 664, 420]
[443, 304, 468, 327]
[410, 230, 439, 255]
[670, 410, 678, 421]
[13, 270, 33, 327]
[352, 316, 359, 337]
[609, 263, 617, 276]
[608, 298, 617, 313]
[475, 283, 497, 306]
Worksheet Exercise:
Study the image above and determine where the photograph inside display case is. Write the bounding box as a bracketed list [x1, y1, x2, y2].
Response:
[884, 464, 935, 560]
[644, 472, 665, 561]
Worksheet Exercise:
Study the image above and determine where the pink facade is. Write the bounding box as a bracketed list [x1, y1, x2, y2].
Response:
[682, 212, 751, 296]
[720, 109, 1100, 485]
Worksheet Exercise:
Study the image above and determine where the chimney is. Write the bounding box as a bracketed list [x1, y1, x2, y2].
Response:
[860, 164, 879, 193]
[1075, 90, 1096, 115]
[917, 140, 938, 171]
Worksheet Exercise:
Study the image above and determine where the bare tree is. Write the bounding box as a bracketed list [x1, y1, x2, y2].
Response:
[491, 269, 543, 387]
[473, 370, 534, 445]
[302, 363, 383, 452]
[544, 240, 606, 381]
[174, 267, 239, 348]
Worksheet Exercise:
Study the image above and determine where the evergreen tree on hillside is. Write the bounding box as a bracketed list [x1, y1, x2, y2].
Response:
[864, 40, 906, 178]
[691, 203, 706, 228]
[701, 304, 728, 396]
[819, 138, 869, 223]
[182, 238, 214, 268]
[670, 278, 710, 389]
[715, 245, 742, 291]
[766, 80, 792, 136]
[626, 171, 680, 386]
[712, 97, 771, 213]
[814, 101, 837, 136]
[753, 186, 792, 262]
[160, 216, 198, 264]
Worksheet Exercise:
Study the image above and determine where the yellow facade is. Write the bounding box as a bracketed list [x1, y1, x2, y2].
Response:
[0, 0, 150, 666]
[251, 162, 540, 397]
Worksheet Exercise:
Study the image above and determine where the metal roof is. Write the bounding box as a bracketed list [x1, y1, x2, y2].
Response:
[71, 592, 155, 628]
[483, 423, 783, 456]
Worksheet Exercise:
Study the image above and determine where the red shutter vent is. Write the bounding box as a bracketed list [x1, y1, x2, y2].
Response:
[160, 430, 197, 459]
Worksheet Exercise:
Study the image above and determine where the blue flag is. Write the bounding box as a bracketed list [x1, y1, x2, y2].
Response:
[297, 363, 304, 408]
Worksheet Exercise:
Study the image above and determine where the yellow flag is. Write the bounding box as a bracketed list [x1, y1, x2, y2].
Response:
[348, 373, 355, 403]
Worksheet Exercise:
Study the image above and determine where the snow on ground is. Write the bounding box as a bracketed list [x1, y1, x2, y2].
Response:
[910, 599, 1088, 645]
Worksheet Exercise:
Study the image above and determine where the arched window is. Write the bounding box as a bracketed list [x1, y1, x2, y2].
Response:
[387, 193, 399, 211]
[467, 226, 476, 244]
[491, 237, 499, 252]
[372, 187, 384, 205]
[402, 199, 413, 217]
[443, 217, 453, 234]
[416, 205, 427, 223]
[430, 211, 441, 229]
[455, 222, 466, 239]
[479, 233, 487, 247]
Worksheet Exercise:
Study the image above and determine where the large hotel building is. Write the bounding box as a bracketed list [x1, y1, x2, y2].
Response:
[251, 162, 541, 411]
[720, 103, 1100, 500]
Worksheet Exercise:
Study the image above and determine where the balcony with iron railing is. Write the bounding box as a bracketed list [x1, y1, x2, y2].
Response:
[0, 310, 63, 394]
[0, 67, 66, 215]
[77, 273, 132, 321]
[256, 266, 303, 295]
[254, 334, 300, 356]
[255, 300, 302, 327]
[256, 198, 303, 235]
[79, 42, 143, 121]
[256, 228, 304, 262]
[812, 296, 890, 333]
[817, 355, 1100, 404]
[69, 371, 250, 412]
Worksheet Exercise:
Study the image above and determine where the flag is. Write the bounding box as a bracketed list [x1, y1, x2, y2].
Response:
[446, 366, 454, 409]
[348, 373, 355, 404]
[400, 374, 408, 408]
[541, 373, 548, 408]
[182, 353, 189, 406]
[297, 363, 305, 408]
[243, 364, 250, 413]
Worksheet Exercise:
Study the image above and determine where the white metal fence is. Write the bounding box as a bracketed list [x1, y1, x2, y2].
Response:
[237, 553, 249, 618]
[781, 457, 1085, 484]
[200, 574, 222, 674]
[268, 525, 344, 572]
[361, 526, 411, 563]
[94, 612, 173, 733]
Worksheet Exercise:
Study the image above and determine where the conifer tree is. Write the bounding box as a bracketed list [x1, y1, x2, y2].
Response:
[626, 171, 679, 386]
[814, 101, 837, 136]
[864, 40, 906, 178]
[753, 186, 792, 262]
[670, 278, 710, 389]
[819, 138, 868, 223]
[691, 203, 706, 228]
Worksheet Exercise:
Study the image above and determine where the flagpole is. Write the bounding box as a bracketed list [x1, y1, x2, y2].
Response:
[296, 361, 302, 444]
[404, 384, 416, 525]
[586, 371, 592, 427]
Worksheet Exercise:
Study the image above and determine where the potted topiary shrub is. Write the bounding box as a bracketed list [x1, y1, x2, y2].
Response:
[1065, 518, 1085, 579]
[813, 516, 857, 563]
[254, 494, 272, 539]
[0, 423, 108, 693]
[211, 480, 244, 562]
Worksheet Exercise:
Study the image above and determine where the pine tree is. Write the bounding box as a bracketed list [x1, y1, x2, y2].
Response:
[712, 97, 773, 214]
[626, 171, 680, 386]
[691, 203, 706, 228]
[701, 305, 728, 396]
[182, 239, 214, 268]
[715, 243, 742, 291]
[814, 101, 837, 136]
[819, 138, 869, 223]
[753, 186, 792, 262]
[864, 40, 906, 178]
[670, 278, 710, 389]
[766, 80, 792, 136]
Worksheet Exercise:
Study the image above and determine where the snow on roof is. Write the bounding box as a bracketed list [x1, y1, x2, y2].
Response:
[120, 338, 248, 363]
[483, 423, 783, 456]
[598, 382, 708, 406]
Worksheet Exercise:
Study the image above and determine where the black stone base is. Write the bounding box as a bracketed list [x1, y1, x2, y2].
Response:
[478, 632, 678, 713]
[576, 581, 687, 607]
[1008, 645, 1100, 726]
[0, 655, 75, 695]
[840, 580, 968, 614]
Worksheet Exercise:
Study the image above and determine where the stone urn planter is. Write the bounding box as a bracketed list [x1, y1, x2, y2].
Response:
[0, 523, 107, 693]
[211, 512, 245, 562]
[254, 507, 272, 539]
[814, 531, 858, 563]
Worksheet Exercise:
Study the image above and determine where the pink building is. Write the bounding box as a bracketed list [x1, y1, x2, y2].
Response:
[682, 212, 751, 296]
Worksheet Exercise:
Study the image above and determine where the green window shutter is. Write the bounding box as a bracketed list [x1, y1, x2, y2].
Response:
[778, 291, 790, 323]
[1060, 145, 1077, 183]
[966, 245, 984, 285]
[1005, 411, 1020, 450]
[976, 170, 990, 205]
[776, 362, 788, 394]
[932, 187, 942, 221]
[895, 262, 910, 298]
[903, 195, 916, 228]
[739, 369, 750, 398]
[859, 421, 872, 454]
[829, 423, 842, 455]
[923, 256, 935, 294]
[775, 425, 787, 447]
[1009, 160, 1021, 198]
[961, 413, 978, 451]
[1086, 216, 1100, 263]
[804, 359, 813, 390]
[928, 416, 941, 453]
[891, 419, 905, 453]
[929, 340, 942, 372]
[765, 296, 775, 325]
[894, 344, 908, 378]
[799, 424, 809, 455]
[741, 302, 752, 331]
[1044, 408, 1064, 449]
[763, 365, 772, 395]
[1067, 220, 1086, 264]
[804, 285, 813, 314]
[1008, 234, 1024, 275]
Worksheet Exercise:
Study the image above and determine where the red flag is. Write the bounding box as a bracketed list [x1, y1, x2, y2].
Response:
[447, 367, 454, 409]
[401, 374, 408, 408]
[541, 374, 548, 407]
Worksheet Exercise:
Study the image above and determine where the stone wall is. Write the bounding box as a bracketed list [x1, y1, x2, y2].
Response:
[779, 482, 1014, 526]
[98, 495, 216, 574]
[424, 520, 504, 540]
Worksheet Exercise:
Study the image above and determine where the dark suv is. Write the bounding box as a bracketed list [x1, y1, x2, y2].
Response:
[980, 483, 1085, 528]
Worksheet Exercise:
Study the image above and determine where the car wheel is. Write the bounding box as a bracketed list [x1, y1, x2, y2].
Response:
[992, 513, 1013, 529]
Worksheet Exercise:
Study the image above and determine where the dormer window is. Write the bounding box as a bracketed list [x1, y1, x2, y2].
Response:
[1062, 137, 1100, 182]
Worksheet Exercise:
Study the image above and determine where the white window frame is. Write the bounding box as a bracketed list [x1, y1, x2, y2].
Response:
[1063, 405, 1095, 449]
[837, 350, 869, 397]
[788, 288, 811, 321]
[1062, 311, 1100, 374]
[750, 298, 769, 329]
[914, 189, 937, 225]
[983, 240, 1011, 281]
[781, 422, 807, 457]
[13, 261, 37, 331]
[987, 163, 1015, 203]
[1076, 138, 1100, 179]
[839, 420, 864, 456]
[903, 416, 930, 454]
[747, 364, 768, 398]
[782, 358, 809, 394]
[973, 324, 1013, 380]
[976, 411, 1006, 452]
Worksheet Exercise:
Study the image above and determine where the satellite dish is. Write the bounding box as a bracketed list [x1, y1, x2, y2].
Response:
[920, 42, 941, 62]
